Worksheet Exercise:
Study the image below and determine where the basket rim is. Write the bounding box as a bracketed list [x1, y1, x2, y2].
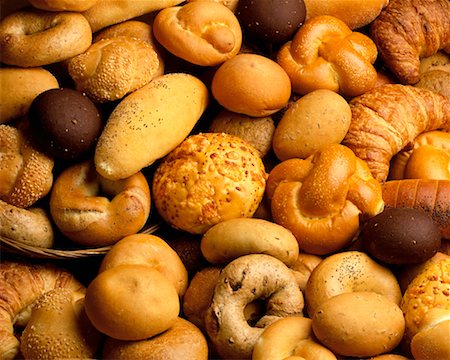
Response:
[0, 223, 160, 260]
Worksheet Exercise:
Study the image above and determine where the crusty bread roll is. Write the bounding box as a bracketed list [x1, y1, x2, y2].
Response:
[153, 1, 242, 66]
[20, 288, 103, 360]
[99, 233, 188, 297]
[94, 73, 209, 180]
[304, 0, 389, 29]
[28, 0, 99, 11]
[0, 123, 54, 208]
[187, 0, 238, 12]
[102, 317, 209, 360]
[68, 36, 162, 103]
[212, 53, 291, 117]
[84, 264, 180, 341]
[81, 0, 185, 33]
[415, 70, 450, 100]
[0, 67, 58, 124]
[0, 261, 84, 360]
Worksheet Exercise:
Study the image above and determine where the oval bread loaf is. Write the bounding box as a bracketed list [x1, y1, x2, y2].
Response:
[94, 73, 209, 180]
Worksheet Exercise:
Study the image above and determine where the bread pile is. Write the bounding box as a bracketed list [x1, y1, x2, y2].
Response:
[0, 0, 449, 359]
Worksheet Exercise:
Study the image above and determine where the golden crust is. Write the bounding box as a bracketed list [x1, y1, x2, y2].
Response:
[152, 132, 267, 234]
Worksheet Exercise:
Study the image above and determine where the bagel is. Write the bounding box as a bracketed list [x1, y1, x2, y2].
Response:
[49, 160, 151, 247]
[204, 254, 304, 359]
[0, 9, 92, 67]
[305, 251, 402, 317]
[252, 316, 337, 360]
[200, 217, 299, 266]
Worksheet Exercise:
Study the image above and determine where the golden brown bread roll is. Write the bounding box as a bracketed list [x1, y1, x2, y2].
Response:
[415, 70, 450, 100]
[81, 0, 185, 33]
[68, 36, 162, 103]
[0, 123, 53, 208]
[419, 51, 450, 75]
[389, 130, 450, 180]
[277, 15, 378, 97]
[267, 144, 384, 255]
[303, 0, 389, 30]
[28, 0, 99, 11]
[0, 67, 59, 124]
[0, 261, 84, 360]
[187, 0, 238, 12]
[20, 288, 103, 360]
[289, 253, 322, 292]
[370, 0, 450, 85]
[94, 73, 209, 180]
[342, 84, 450, 182]
[153, 1, 242, 66]
[382, 179, 450, 239]
[50, 160, 151, 247]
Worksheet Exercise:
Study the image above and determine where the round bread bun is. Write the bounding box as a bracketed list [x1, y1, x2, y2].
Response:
[187, 0, 239, 12]
[0, 123, 54, 208]
[50, 160, 151, 247]
[252, 316, 337, 360]
[182, 266, 222, 332]
[211, 53, 291, 117]
[102, 317, 208, 360]
[305, 251, 402, 317]
[208, 109, 275, 157]
[28, 0, 99, 11]
[200, 217, 299, 266]
[84, 264, 180, 341]
[99, 233, 188, 297]
[153, 0, 242, 66]
[152, 132, 267, 234]
[272, 89, 352, 161]
[0, 9, 92, 67]
[20, 288, 103, 360]
[311, 291, 405, 358]
[304, 0, 389, 30]
[0, 67, 59, 124]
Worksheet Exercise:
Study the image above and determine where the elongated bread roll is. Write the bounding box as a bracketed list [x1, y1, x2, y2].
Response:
[94, 73, 209, 180]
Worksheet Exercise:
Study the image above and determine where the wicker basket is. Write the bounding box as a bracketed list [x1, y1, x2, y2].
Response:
[0, 223, 160, 260]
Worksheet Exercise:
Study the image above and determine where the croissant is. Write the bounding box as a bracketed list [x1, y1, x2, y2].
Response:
[0, 261, 84, 360]
[370, 0, 450, 85]
[342, 84, 450, 183]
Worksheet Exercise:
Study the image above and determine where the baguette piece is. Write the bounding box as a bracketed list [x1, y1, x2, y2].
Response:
[342, 84, 450, 182]
[382, 179, 450, 239]
[0, 261, 84, 360]
[94, 73, 209, 180]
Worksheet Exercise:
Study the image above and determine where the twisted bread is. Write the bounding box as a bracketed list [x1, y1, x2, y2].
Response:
[342, 84, 450, 183]
[370, 0, 450, 85]
[0, 261, 84, 360]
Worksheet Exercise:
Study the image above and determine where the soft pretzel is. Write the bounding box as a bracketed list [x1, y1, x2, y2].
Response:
[342, 84, 450, 183]
[277, 15, 378, 97]
[267, 144, 384, 255]
[0, 9, 92, 68]
[0, 261, 84, 360]
[153, 1, 242, 66]
[370, 0, 450, 85]
[204, 254, 304, 359]
[50, 160, 151, 247]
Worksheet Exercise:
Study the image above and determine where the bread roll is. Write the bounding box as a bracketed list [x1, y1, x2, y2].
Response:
[94, 73, 209, 180]
[28, 0, 99, 11]
[304, 0, 389, 29]
[0, 67, 58, 124]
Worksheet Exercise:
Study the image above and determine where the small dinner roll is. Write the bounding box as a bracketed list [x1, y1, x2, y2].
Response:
[84, 264, 180, 341]
[252, 316, 337, 360]
[312, 291, 405, 358]
[28, 0, 99, 12]
[0, 67, 59, 124]
[212, 53, 291, 117]
[50, 160, 151, 247]
[0, 9, 92, 67]
[99, 233, 188, 297]
[200, 218, 299, 266]
[102, 317, 208, 360]
[153, 1, 242, 66]
[305, 251, 402, 317]
[20, 288, 103, 360]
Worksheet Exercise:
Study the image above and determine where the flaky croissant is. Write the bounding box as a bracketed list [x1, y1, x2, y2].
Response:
[370, 0, 450, 85]
[342, 84, 450, 183]
[0, 261, 84, 360]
